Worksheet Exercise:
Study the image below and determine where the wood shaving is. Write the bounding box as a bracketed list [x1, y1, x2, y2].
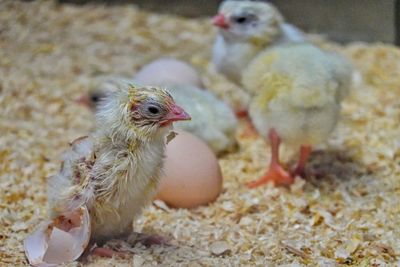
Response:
[1, 1, 400, 266]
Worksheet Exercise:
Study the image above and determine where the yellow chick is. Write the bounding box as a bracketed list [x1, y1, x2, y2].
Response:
[212, 0, 305, 84]
[47, 84, 190, 257]
[242, 43, 352, 187]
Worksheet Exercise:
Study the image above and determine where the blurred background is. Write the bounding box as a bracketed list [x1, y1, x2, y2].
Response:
[59, 0, 398, 44]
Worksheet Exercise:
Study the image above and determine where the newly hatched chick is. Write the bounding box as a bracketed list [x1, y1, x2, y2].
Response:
[84, 76, 238, 154]
[242, 43, 352, 187]
[212, 0, 305, 84]
[48, 84, 190, 256]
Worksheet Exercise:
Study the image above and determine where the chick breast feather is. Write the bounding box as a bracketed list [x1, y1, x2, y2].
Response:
[243, 43, 352, 148]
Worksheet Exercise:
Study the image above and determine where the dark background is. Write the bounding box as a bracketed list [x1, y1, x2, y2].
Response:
[58, 0, 398, 45]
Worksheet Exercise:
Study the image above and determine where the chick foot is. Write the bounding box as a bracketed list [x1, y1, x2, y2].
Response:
[92, 247, 127, 258]
[247, 164, 293, 188]
[291, 145, 312, 178]
[247, 129, 293, 188]
[128, 232, 170, 248]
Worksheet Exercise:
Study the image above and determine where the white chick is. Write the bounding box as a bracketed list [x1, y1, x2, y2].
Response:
[48, 84, 190, 257]
[212, 0, 305, 84]
[84, 75, 238, 154]
[242, 42, 352, 187]
[167, 84, 238, 154]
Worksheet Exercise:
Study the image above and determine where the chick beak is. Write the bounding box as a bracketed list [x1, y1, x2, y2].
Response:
[75, 94, 91, 108]
[212, 14, 229, 29]
[161, 104, 191, 126]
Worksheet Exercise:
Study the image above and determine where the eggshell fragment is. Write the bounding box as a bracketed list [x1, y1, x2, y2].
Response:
[156, 130, 222, 208]
[24, 206, 90, 266]
[134, 58, 203, 87]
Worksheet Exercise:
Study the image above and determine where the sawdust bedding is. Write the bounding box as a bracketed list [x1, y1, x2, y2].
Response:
[1, 1, 399, 266]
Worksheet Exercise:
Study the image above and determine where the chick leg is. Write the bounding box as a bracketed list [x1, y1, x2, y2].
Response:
[291, 145, 312, 178]
[247, 129, 293, 188]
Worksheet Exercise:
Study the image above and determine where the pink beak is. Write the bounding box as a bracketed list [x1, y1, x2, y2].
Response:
[75, 94, 91, 108]
[212, 14, 229, 29]
[161, 104, 191, 126]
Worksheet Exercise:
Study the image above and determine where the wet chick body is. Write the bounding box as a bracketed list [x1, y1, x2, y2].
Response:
[48, 85, 190, 250]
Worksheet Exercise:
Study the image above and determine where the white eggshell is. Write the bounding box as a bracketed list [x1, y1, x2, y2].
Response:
[134, 58, 203, 87]
[156, 130, 222, 208]
[24, 206, 91, 266]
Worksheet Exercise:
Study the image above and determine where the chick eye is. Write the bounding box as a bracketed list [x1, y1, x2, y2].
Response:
[235, 16, 248, 24]
[91, 94, 100, 102]
[147, 106, 160, 114]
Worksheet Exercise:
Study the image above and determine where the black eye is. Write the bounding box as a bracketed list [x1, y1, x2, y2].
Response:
[91, 94, 100, 103]
[235, 16, 247, 24]
[148, 106, 160, 114]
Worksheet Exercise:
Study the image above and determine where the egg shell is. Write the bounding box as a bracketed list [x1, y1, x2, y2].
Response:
[156, 130, 222, 208]
[134, 58, 203, 88]
[24, 206, 91, 266]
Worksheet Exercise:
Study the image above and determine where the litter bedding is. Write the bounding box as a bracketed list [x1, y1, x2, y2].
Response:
[0, 1, 399, 266]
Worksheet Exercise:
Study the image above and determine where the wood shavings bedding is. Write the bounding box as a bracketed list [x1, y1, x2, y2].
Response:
[0, 1, 399, 266]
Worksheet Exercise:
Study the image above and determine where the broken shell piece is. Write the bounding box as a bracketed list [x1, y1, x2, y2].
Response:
[24, 206, 91, 266]
[210, 241, 231, 256]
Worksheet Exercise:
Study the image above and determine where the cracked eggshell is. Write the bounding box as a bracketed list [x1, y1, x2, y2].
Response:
[156, 130, 222, 208]
[24, 206, 90, 266]
[134, 58, 203, 88]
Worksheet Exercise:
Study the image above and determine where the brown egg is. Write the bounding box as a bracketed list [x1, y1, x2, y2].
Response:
[134, 58, 203, 88]
[156, 130, 222, 208]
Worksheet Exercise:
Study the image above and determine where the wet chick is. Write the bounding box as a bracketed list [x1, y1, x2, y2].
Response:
[82, 76, 238, 155]
[48, 84, 190, 256]
[242, 43, 352, 187]
[212, 0, 304, 84]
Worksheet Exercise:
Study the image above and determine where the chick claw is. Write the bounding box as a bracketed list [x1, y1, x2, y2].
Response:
[92, 247, 127, 259]
[247, 164, 294, 188]
[128, 233, 170, 248]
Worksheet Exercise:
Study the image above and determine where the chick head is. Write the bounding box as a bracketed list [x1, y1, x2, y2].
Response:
[213, 0, 283, 46]
[76, 88, 106, 110]
[96, 84, 191, 141]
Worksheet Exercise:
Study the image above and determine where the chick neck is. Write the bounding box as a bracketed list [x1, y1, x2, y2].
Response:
[219, 23, 286, 51]
[94, 123, 170, 154]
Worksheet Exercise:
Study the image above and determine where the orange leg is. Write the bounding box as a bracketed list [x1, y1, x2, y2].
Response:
[247, 129, 294, 188]
[291, 145, 312, 178]
[235, 109, 248, 119]
[92, 247, 127, 258]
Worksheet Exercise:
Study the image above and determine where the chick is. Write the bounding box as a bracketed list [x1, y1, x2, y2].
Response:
[242, 43, 352, 187]
[167, 84, 237, 154]
[83, 75, 238, 154]
[212, 0, 305, 84]
[76, 75, 134, 110]
[48, 84, 190, 256]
